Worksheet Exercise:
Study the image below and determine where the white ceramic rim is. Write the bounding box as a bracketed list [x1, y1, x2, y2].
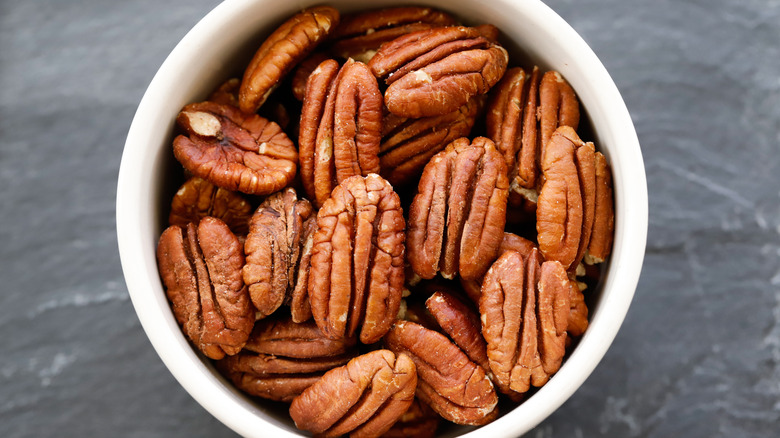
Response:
[116, 0, 648, 437]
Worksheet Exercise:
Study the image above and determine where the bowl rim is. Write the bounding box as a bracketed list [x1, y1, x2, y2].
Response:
[116, 0, 648, 437]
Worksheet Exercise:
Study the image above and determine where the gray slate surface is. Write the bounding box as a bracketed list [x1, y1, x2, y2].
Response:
[1, 0, 778, 436]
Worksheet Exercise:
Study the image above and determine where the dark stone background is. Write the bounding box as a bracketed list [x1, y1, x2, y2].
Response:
[1, 0, 778, 436]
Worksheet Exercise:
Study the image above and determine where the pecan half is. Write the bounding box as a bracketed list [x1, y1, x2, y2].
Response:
[406, 137, 509, 281]
[480, 249, 570, 394]
[309, 174, 406, 344]
[380, 96, 484, 186]
[289, 350, 417, 438]
[329, 7, 456, 63]
[384, 320, 498, 425]
[218, 316, 356, 401]
[299, 59, 382, 207]
[238, 6, 340, 113]
[382, 398, 440, 438]
[156, 217, 253, 360]
[425, 290, 489, 373]
[486, 68, 579, 202]
[242, 188, 316, 320]
[369, 26, 508, 118]
[567, 277, 589, 338]
[169, 177, 252, 236]
[208, 78, 240, 108]
[584, 151, 614, 264]
[173, 101, 298, 196]
[291, 52, 330, 101]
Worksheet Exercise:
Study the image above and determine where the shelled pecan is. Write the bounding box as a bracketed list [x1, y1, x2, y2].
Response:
[584, 151, 614, 264]
[460, 232, 537, 303]
[173, 101, 298, 196]
[289, 350, 417, 437]
[381, 398, 440, 438]
[291, 52, 330, 101]
[406, 137, 508, 281]
[309, 174, 406, 344]
[299, 58, 382, 207]
[157, 217, 253, 360]
[168, 177, 252, 236]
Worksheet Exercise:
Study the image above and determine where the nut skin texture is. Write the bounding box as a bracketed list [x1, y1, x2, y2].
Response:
[384, 320, 498, 425]
[425, 290, 489, 373]
[218, 316, 357, 402]
[173, 101, 298, 196]
[539, 71, 580, 161]
[407, 137, 509, 281]
[242, 188, 316, 321]
[381, 398, 440, 438]
[480, 249, 570, 395]
[584, 151, 614, 264]
[299, 59, 383, 208]
[238, 6, 340, 113]
[289, 350, 417, 438]
[309, 174, 406, 344]
[156, 217, 253, 360]
[329, 7, 456, 63]
[169, 177, 252, 236]
[380, 96, 484, 187]
[369, 26, 508, 118]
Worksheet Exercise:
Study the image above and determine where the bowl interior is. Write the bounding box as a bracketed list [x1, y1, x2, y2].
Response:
[117, 0, 647, 437]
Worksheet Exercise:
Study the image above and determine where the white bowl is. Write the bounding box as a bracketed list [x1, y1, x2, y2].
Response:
[117, 0, 648, 436]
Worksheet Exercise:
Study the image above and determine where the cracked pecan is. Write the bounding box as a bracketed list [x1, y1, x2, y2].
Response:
[407, 137, 509, 281]
[218, 316, 357, 402]
[487, 68, 579, 202]
[369, 26, 508, 118]
[289, 350, 417, 438]
[168, 177, 252, 236]
[380, 96, 484, 186]
[173, 101, 297, 196]
[299, 59, 382, 207]
[329, 6, 456, 63]
[309, 174, 406, 344]
[480, 249, 570, 395]
[384, 320, 498, 425]
[156, 217, 253, 360]
[242, 188, 316, 321]
[238, 6, 339, 113]
[382, 397, 440, 438]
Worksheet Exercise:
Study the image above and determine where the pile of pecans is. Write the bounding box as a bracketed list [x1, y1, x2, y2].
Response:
[155, 5, 614, 437]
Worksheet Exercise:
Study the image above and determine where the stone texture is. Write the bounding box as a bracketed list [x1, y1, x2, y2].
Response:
[0, 0, 778, 437]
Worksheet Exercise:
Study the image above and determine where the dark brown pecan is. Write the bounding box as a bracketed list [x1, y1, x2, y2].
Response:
[242, 188, 315, 320]
[173, 101, 297, 196]
[299, 59, 382, 207]
[584, 152, 614, 264]
[309, 174, 406, 344]
[238, 6, 339, 113]
[208, 78, 240, 108]
[218, 316, 357, 402]
[380, 96, 484, 186]
[369, 26, 508, 118]
[289, 350, 417, 438]
[486, 68, 580, 203]
[329, 7, 456, 63]
[156, 217, 253, 360]
[407, 137, 509, 281]
[384, 320, 498, 425]
[291, 52, 330, 101]
[381, 398, 440, 438]
[168, 177, 252, 236]
[480, 249, 570, 395]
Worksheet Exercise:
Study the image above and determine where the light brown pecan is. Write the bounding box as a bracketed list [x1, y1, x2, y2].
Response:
[218, 316, 357, 402]
[238, 6, 339, 113]
[299, 59, 383, 207]
[168, 177, 252, 236]
[329, 7, 456, 63]
[369, 26, 508, 118]
[584, 152, 614, 264]
[406, 137, 509, 281]
[380, 96, 484, 186]
[208, 78, 240, 108]
[291, 52, 330, 101]
[242, 188, 316, 320]
[381, 398, 440, 438]
[289, 350, 417, 438]
[156, 217, 253, 360]
[309, 174, 406, 344]
[480, 249, 570, 395]
[173, 101, 297, 196]
[486, 68, 579, 202]
[384, 320, 498, 425]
